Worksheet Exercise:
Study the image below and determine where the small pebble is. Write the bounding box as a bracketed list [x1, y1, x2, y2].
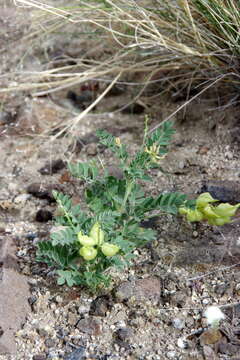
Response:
[32, 355, 47, 360]
[55, 295, 63, 304]
[172, 318, 185, 330]
[14, 193, 30, 204]
[25, 232, 38, 240]
[202, 298, 210, 305]
[8, 182, 18, 192]
[167, 351, 177, 359]
[78, 305, 90, 314]
[44, 338, 56, 348]
[64, 346, 85, 360]
[235, 283, 240, 291]
[177, 338, 188, 349]
[225, 151, 233, 160]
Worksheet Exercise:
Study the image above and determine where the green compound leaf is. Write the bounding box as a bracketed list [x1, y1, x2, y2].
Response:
[53, 191, 72, 211]
[36, 241, 76, 268]
[57, 270, 76, 287]
[154, 192, 188, 214]
[146, 121, 175, 151]
[68, 162, 99, 182]
[53, 190, 89, 227]
[135, 192, 189, 216]
[112, 235, 136, 253]
[50, 227, 76, 246]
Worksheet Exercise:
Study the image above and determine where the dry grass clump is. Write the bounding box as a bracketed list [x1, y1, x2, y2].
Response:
[2, 0, 240, 133]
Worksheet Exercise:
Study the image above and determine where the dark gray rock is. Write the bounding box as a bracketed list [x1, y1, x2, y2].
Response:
[35, 209, 53, 223]
[115, 327, 134, 341]
[27, 183, 62, 202]
[0, 110, 17, 125]
[89, 295, 112, 317]
[121, 103, 145, 114]
[218, 342, 240, 355]
[67, 90, 95, 110]
[201, 180, 240, 203]
[106, 84, 125, 96]
[32, 355, 47, 360]
[38, 159, 65, 175]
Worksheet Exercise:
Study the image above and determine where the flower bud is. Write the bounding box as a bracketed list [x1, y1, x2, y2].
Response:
[89, 222, 104, 245]
[79, 246, 97, 261]
[115, 137, 121, 147]
[196, 192, 218, 208]
[101, 243, 120, 257]
[78, 233, 96, 246]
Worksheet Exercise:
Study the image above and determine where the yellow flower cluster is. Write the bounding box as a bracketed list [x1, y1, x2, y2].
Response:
[144, 143, 164, 163]
[179, 192, 240, 226]
[78, 222, 120, 260]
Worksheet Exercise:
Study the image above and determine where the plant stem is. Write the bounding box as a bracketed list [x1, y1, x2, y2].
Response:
[120, 181, 133, 214]
[58, 199, 75, 230]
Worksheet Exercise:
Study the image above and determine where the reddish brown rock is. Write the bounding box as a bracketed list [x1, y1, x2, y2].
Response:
[114, 277, 161, 304]
[76, 317, 101, 336]
[0, 237, 30, 354]
[200, 329, 222, 346]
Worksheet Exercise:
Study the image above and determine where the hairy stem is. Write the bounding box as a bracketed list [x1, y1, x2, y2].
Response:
[120, 181, 133, 214]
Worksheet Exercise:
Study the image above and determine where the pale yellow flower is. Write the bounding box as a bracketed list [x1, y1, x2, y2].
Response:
[145, 143, 165, 163]
[115, 137, 121, 147]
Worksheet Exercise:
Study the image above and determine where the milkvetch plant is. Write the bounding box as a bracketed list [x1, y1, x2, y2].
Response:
[36, 120, 193, 290]
[36, 120, 238, 291]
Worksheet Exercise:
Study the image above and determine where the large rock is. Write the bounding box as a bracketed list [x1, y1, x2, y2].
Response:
[0, 236, 30, 354]
[201, 180, 240, 203]
[114, 276, 161, 304]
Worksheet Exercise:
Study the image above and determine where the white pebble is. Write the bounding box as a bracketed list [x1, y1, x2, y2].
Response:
[177, 337, 188, 349]
[172, 318, 185, 330]
[202, 298, 210, 305]
[167, 351, 176, 359]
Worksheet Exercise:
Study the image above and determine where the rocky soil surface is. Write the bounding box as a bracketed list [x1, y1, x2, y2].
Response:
[1, 2, 240, 360]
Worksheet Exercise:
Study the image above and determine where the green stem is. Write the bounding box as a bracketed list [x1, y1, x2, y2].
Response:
[58, 200, 75, 230]
[120, 181, 133, 214]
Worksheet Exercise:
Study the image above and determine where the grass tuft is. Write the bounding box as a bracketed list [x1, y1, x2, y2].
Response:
[3, 0, 240, 133]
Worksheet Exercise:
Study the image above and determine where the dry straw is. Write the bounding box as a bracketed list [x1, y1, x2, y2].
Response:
[3, 0, 240, 133]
